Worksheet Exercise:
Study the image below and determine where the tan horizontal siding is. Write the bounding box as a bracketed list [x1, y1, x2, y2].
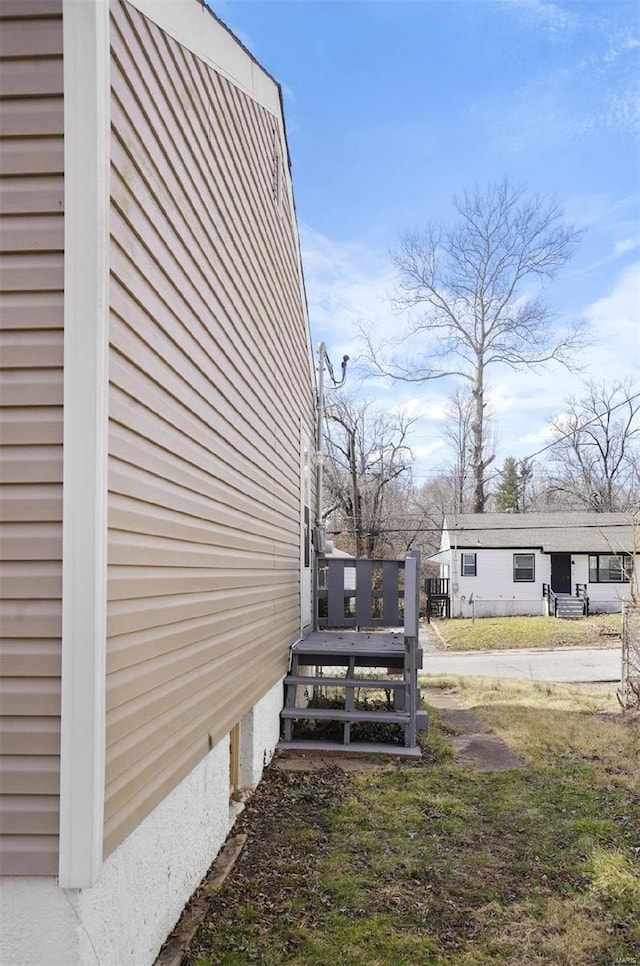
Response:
[108, 18, 310, 420]
[0, 0, 63, 876]
[0, 601, 61, 640]
[0, 525, 61, 563]
[0, 252, 63, 290]
[105, 0, 314, 856]
[0, 483, 62, 520]
[0, 562, 61, 599]
[0, 214, 64, 253]
[0, 57, 63, 99]
[109, 386, 297, 515]
[0, 716, 59, 756]
[0, 1, 61, 19]
[0, 795, 59, 835]
[0, 835, 58, 876]
[0, 97, 64, 137]
[0, 175, 64, 215]
[0, 756, 59, 795]
[0, 638, 61, 674]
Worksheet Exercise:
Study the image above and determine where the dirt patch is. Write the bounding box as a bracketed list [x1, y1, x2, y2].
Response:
[449, 733, 526, 771]
[273, 752, 393, 773]
[424, 685, 526, 771]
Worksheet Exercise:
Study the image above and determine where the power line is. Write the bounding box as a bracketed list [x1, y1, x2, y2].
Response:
[328, 521, 635, 536]
[340, 391, 640, 480]
[517, 390, 640, 463]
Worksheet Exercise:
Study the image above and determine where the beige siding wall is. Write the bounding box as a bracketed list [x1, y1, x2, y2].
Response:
[0, 0, 64, 875]
[106, 0, 315, 856]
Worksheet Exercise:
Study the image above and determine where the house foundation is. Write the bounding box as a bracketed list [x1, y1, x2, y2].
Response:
[0, 680, 283, 966]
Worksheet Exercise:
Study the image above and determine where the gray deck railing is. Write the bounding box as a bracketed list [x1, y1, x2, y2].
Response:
[315, 556, 406, 629]
[542, 583, 558, 615]
[576, 583, 590, 616]
[425, 577, 451, 621]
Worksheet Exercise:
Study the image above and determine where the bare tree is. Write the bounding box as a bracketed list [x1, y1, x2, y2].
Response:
[362, 178, 584, 512]
[323, 396, 417, 557]
[545, 380, 640, 511]
[442, 386, 496, 511]
[442, 387, 473, 512]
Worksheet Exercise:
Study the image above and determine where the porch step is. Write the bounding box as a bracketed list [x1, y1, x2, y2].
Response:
[555, 596, 586, 618]
[281, 707, 411, 724]
[281, 620, 425, 753]
[285, 675, 405, 690]
[277, 740, 422, 758]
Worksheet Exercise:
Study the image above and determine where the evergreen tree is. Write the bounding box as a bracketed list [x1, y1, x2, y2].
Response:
[495, 457, 533, 512]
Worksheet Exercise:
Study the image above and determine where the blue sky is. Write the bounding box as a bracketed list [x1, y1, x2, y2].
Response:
[214, 0, 639, 481]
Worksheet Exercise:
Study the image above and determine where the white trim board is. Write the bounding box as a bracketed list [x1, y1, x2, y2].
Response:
[126, 0, 281, 116]
[59, 0, 111, 889]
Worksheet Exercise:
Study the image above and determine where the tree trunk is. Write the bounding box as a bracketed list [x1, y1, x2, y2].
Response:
[471, 362, 485, 512]
[348, 430, 362, 556]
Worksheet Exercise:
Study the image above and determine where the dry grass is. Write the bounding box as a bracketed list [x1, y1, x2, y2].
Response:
[185, 678, 639, 966]
[432, 613, 622, 651]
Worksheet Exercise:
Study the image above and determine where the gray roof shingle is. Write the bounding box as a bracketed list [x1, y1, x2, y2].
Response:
[442, 511, 636, 554]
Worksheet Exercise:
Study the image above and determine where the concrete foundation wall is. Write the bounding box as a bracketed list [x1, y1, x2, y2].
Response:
[0, 680, 283, 966]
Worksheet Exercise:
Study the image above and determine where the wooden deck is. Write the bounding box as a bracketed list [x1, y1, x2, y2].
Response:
[278, 552, 426, 754]
[291, 630, 421, 669]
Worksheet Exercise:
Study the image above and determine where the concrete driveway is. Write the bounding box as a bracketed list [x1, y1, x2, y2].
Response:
[420, 645, 621, 683]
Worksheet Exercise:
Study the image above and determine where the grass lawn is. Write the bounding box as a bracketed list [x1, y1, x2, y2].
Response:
[431, 613, 622, 651]
[184, 679, 639, 966]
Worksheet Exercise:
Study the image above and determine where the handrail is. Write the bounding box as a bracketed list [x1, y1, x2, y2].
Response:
[542, 583, 558, 616]
[576, 583, 590, 616]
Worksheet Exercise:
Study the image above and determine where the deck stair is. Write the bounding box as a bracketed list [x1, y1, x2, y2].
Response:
[278, 552, 426, 756]
[544, 584, 589, 618]
[554, 594, 587, 619]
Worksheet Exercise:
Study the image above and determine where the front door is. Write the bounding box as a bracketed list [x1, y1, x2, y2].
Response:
[550, 553, 572, 594]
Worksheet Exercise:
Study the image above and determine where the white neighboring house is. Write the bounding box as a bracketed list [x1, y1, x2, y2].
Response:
[428, 512, 639, 618]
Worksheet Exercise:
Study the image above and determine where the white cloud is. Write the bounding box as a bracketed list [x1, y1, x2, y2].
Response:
[301, 226, 639, 478]
[474, 4, 640, 149]
[411, 441, 447, 462]
[583, 261, 640, 368]
[492, 262, 640, 457]
[505, 0, 575, 32]
[388, 398, 449, 422]
[613, 237, 640, 258]
[301, 224, 399, 359]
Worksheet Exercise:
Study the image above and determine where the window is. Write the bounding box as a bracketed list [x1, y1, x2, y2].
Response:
[461, 552, 476, 576]
[513, 553, 535, 582]
[588, 554, 631, 583]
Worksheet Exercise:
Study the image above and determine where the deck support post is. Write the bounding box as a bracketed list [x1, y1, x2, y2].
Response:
[404, 551, 420, 748]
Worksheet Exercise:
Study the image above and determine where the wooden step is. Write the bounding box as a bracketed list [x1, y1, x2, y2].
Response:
[293, 653, 407, 669]
[277, 740, 422, 758]
[281, 708, 410, 724]
[556, 603, 585, 616]
[285, 675, 405, 689]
